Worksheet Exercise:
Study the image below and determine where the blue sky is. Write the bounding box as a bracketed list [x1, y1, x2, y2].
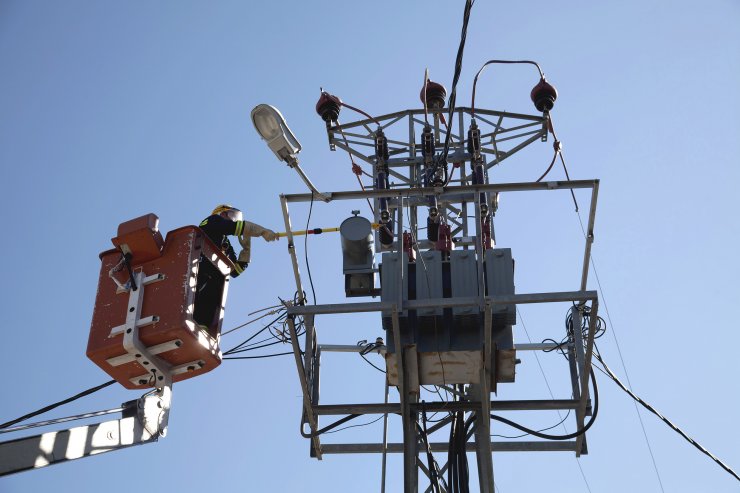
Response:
[1, 1, 739, 491]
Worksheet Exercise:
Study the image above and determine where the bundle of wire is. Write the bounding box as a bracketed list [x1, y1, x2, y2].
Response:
[222, 301, 305, 360]
[447, 388, 472, 493]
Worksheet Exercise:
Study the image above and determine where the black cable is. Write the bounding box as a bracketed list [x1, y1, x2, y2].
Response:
[460, 409, 471, 493]
[221, 306, 286, 337]
[356, 340, 387, 373]
[224, 312, 287, 353]
[447, 386, 470, 493]
[301, 414, 361, 438]
[489, 368, 598, 441]
[548, 117, 579, 210]
[0, 380, 116, 430]
[360, 353, 386, 373]
[470, 59, 544, 118]
[223, 312, 288, 355]
[491, 409, 572, 439]
[223, 351, 295, 360]
[438, 0, 475, 174]
[543, 305, 607, 360]
[448, 408, 457, 493]
[536, 148, 559, 182]
[305, 192, 317, 305]
[593, 345, 740, 482]
[225, 338, 289, 354]
[232, 332, 288, 351]
[322, 415, 384, 435]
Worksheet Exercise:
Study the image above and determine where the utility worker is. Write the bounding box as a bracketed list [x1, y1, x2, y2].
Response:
[194, 204, 279, 331]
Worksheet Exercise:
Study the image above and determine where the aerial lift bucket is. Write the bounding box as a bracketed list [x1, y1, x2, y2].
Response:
[87, 213, 232, 389]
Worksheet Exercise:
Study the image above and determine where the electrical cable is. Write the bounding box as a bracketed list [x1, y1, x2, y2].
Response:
[223, 351, 295, 360]
[566, 149, 667, 490]
[0, 406, 127, 434]
[447, 386, 471, 493]
[491, 409, 572, 439]
[322, 415, 384, 435]
[470, 60, 544, 118]
[593, 344, 740, 482]
[535, 143, 560, 183]
[339, 100, 381, 127]
[0, 380, 116, 430]
[438, 0, 475, 175]
[235, 317, 299, 348]
[247, 303, 284, 316]
[423, 68, 430, 126]
[222, 315, 305, 359]
[488, 368, 598, 441]
[356, 340, 387, 373]
[223, 312, 289, 355]
[301, 414, 361, 438]
[226, 338, 289, 354]
[221, 307, 286, 337]
[305, 192, 317, 305]
[546, 117, 578, 210]
[233, 334, 283, 349]
[224, 314, 306, 359]
[360, 353, 386, 373]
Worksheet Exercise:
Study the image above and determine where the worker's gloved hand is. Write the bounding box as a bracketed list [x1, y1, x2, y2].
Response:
[261, 229, 279, 242]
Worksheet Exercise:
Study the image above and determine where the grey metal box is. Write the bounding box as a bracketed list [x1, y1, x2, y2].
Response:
[415, 250, 443, 317]
[450, 250, 479, 317]
[380, 253, 409, 318]
[484, 248, 516, 325]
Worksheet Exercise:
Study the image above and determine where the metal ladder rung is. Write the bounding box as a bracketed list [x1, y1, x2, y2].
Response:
[106, 339, 183, 367]
[109, 315, 159, 337]
[129, 359, 205, 387]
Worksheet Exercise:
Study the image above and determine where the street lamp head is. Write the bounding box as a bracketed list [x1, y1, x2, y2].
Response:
[250, 104, 302, 165]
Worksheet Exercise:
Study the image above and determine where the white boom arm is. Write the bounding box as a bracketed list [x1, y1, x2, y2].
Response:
[0, 387, 170, 477]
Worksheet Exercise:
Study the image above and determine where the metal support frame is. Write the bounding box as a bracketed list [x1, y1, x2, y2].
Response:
[276, 103, 600, 491]
[112, 270, 173, 434]
[471, 303, 494, 492]
[320, 441, 579, 454]
[327, 106, 550, 249]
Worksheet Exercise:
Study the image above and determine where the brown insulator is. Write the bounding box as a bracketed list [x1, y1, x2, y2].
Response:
[316, 92, 342, 122]
[420, 80, 447, 109]
[530, 78, 558, 112]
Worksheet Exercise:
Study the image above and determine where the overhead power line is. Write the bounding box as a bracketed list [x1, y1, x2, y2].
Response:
[0, 380, 116, 430]
[593, 346, 740, 483]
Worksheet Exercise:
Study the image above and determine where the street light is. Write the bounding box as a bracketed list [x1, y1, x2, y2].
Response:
[251, 104, 329, 201]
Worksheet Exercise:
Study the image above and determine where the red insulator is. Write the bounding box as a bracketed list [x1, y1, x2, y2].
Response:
[530, 78, 558, 112]
[403, 231, 416, 262]
[436, 223, 455, 253]
[420, 80, 447, 109]
[316, 92, 342, 122]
